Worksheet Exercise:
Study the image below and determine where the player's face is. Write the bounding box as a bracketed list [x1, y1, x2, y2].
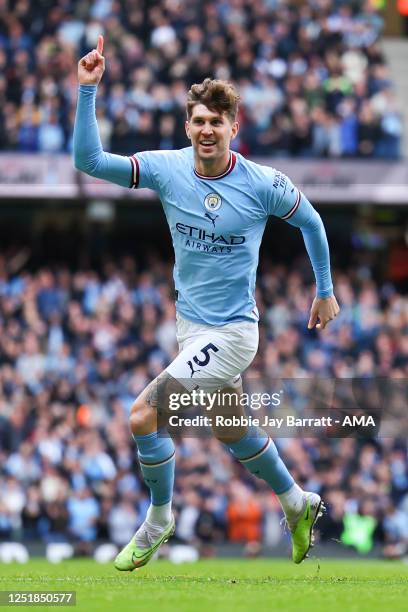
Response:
[185, 104, 239, 161]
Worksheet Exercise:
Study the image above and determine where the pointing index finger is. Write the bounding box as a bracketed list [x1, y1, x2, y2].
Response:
[96, 35, 104, 55]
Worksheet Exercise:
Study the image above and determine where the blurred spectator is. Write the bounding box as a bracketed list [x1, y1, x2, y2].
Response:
[67, 487, 99, 543]
[226, 483, 262, 543]
[0, 0, 400, 158]
[108, 499, 139, 547]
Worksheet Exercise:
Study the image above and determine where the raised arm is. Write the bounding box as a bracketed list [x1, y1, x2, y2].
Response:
[73, 35, 132, 187]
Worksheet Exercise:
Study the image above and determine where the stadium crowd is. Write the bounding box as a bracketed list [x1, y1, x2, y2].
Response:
[0, 0, 402, 158]
[0, 249, 407, 557]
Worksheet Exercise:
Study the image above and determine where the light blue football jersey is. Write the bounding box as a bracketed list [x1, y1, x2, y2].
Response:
[73, 86, 333, 326]
[130, 147, 309, 326]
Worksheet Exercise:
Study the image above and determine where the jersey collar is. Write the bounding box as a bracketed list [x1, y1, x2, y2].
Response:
[194, 152, 237, 180]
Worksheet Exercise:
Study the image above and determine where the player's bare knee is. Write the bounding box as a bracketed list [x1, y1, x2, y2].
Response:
[213, 426, 247, 445]
[129, 372, 182, 436]
[214, 431, 242, 445]
[129, 398, 155, 435]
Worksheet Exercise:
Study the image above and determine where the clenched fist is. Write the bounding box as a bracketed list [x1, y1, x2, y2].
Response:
[308, 294, 340, 331]
[78, 35, 105, 85]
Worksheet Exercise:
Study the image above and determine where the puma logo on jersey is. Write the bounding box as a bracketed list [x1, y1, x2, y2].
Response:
[204, 212, 219, 227]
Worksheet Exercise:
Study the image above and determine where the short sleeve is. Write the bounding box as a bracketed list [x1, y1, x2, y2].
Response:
[128, 150, 175, 192]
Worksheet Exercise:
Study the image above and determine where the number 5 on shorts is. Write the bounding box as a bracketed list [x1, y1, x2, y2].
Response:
[192, 343, 219, 367]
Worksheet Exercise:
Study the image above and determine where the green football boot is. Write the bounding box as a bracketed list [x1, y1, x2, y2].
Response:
[288, 492, 325, 564]
[114, 516, 175, 571]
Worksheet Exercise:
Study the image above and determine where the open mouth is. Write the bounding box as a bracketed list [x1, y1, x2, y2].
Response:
[200, 141, 216, 149]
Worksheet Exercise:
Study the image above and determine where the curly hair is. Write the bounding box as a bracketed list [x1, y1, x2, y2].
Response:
[186, 78, 240, 122]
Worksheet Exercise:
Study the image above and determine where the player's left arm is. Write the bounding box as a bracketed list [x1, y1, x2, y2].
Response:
[270, 173, 340, 330]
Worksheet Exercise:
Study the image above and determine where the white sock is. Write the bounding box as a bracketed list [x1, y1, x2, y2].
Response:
[134, 502, 173, 549]
[277, 483, 305, 519]
[146, 501, 172, 527]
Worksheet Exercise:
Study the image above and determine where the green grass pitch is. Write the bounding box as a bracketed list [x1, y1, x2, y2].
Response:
[1, 558, 407, 612]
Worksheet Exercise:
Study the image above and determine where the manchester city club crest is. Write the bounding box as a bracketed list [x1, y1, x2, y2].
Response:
[204, 192, 222, 212]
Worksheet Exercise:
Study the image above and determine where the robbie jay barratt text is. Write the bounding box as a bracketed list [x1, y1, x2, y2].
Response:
[167, 415, 376, 428]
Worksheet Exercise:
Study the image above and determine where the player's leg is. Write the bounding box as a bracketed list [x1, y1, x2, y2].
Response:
[129, 370, 181, 515]
[212, 384, 324, 563]
[212, 382, 299, 501]
[115, 316, 232, 572]
[114, 371, 183, 571]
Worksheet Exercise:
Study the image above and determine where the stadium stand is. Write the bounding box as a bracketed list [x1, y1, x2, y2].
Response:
[0, 0, 402, 158]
